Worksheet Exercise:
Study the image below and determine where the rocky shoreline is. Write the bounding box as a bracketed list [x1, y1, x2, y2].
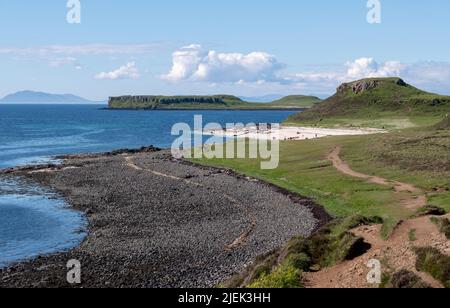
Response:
[0, 147, 330, 288]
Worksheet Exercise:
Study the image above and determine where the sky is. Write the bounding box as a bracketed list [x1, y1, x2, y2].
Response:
[1, 0, 450, 101]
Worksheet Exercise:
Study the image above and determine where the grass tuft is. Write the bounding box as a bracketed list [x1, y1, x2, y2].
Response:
[414, 247, 450, 288]
[408, 229, 417, 242]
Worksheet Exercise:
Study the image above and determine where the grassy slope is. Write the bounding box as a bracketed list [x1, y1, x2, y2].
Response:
[265, 95, 322, 108]
[108, 94, 320, 110]
[286, 78, 450, 128]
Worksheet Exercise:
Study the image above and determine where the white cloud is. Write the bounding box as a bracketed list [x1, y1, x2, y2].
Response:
[289, 58, 450, 95]
[345, 57, 404, 79]
[162, 45, 285, 83]
[49, 56, 82, 70]
[95, 62, 140, 80]
[0, 43, 164, 56]
[0, 43, 164, 70]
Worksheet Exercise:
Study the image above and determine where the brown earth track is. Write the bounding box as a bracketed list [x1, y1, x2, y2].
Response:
[304, 147, 449, 288]
[328, 147, 427, 209]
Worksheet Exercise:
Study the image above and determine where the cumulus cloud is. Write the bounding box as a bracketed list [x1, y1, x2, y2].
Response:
[290, 58, 403, 84]
[266, 57, 450, 95]
[162, 45, 285, 83]
[345, 57, 404, 79]
[95, 62, 140, 80]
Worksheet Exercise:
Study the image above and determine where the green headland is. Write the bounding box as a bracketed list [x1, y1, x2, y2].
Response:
[108, 94, 322, 110]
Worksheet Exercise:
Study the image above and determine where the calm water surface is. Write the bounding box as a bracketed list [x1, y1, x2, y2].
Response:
[0, 104, 298, 267]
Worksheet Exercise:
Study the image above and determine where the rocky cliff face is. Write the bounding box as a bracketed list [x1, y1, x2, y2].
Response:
[108, 95, 244, 108]
[337, 78, 407, 95]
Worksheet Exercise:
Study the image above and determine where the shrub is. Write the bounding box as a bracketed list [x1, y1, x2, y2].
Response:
[390, 270, 431, 288]
[248, 262, 303, 289]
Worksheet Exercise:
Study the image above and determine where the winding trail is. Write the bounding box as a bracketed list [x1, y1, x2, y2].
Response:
[328, 147, 427, 209]
[124, 156, 257, 251]
[304, 147, 449, 288]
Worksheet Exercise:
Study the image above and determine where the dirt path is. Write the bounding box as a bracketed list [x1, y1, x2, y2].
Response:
[328, 147, 427, 209]
[304, 147, 448, 288]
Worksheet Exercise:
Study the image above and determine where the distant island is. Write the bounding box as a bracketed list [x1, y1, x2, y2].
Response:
[108, 94, 322, 110]
[0, 91, 96, 103]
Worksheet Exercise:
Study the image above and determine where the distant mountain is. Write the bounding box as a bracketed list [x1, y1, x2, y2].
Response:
[0, 91, 94, 103]
[288, 77, 450, 123]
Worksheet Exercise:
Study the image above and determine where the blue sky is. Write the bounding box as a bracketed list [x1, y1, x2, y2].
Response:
[1, 0, 450, 100]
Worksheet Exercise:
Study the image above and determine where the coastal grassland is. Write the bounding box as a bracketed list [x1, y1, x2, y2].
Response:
[193, 124, 450, 235]
[194, 136, 411, 237]
[338, 126, 450, 212]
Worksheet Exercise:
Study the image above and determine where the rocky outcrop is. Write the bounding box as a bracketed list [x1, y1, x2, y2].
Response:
[337, 78, 407, 95]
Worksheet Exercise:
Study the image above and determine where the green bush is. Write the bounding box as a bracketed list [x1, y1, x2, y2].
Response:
[248, 262, 303, 289]
[390, 270, 431, 288]
[287, 253, 312, 271]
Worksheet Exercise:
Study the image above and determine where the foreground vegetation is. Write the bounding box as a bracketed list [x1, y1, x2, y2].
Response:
[222, 215, 378, 288]
[414, 247, 450, 288]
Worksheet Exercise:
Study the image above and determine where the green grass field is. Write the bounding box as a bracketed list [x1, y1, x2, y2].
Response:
[193, 124, 450, 237]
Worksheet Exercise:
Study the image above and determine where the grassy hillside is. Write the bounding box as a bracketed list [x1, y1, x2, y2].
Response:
[266, 95, 322, 108]
[287, 78, 450, 128]
[108, 94, 318, 110]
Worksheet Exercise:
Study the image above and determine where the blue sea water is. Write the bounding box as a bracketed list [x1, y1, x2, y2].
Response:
[0, 176, 87, 268]
[0, 104, 298, 267]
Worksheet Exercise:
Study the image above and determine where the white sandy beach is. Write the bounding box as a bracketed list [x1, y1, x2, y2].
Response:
[204, 125, 385, 141]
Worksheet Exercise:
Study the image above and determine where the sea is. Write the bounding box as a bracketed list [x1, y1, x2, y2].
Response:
[0, 104, 299, 267]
